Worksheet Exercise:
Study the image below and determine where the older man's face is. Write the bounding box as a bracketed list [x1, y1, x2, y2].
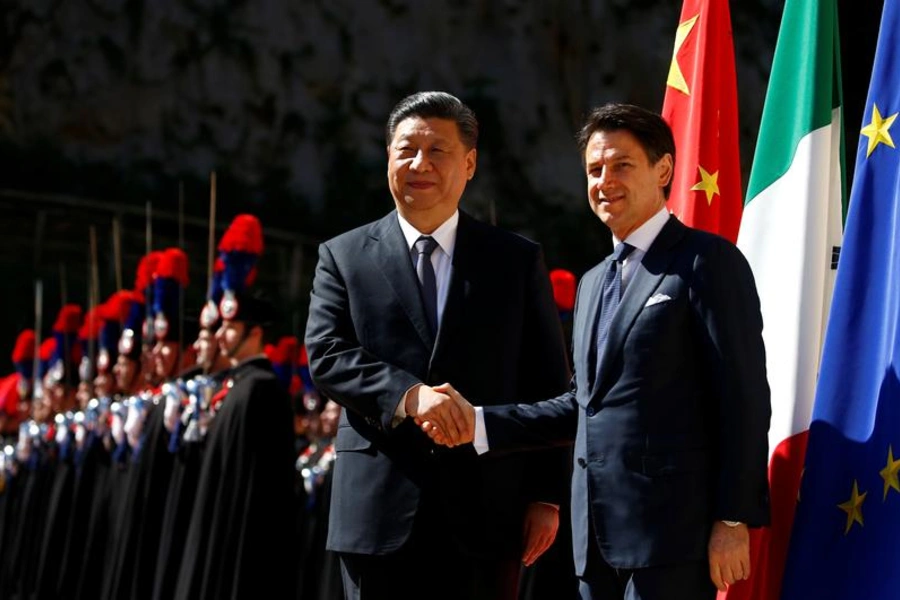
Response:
[387, 117, 476, 225]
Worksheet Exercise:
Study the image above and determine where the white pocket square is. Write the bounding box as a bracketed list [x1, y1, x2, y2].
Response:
[644, 293, 672, 307]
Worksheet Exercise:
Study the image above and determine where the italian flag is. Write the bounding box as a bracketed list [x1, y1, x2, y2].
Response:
[728, 0, 846, 598]
[662, 0, 742, 243]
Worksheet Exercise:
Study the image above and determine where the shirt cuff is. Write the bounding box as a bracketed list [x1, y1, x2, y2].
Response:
[473, 406, 489, 455]
[392, 384, 418, 428]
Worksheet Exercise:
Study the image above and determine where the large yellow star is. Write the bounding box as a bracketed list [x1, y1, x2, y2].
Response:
[838, 480, 867, 534]
[860, 104, 897, 158]
[666, 14, 699, 96]
[880, 445, 900, 500]
[690, 165, 720, 205]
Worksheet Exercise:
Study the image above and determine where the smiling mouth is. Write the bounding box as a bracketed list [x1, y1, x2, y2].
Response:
[407, 182, 435, 189]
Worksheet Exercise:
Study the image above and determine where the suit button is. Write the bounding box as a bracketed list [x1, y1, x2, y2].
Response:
[586, 407, 596, 417]
[576, 457, 587, 468]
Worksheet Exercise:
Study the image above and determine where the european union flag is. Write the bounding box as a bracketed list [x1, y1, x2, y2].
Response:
[780, 1, 900, 598]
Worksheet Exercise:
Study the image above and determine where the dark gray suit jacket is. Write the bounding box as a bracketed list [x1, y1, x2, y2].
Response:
[305, 209, 571, 559]
[484, 216, 771, 574]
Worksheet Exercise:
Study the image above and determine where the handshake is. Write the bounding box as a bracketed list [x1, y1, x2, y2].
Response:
[406, 383, 475, 447]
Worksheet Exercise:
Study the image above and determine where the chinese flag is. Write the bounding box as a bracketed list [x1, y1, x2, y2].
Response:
[662, 0, 742, 243]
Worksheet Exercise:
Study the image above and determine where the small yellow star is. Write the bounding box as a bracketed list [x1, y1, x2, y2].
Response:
[666, 14, 699, 96]
[880, 445, 900, 500]
[838, 480, 867, 534]
[690, 165, 720, 205]
[860, 104, 897, 158]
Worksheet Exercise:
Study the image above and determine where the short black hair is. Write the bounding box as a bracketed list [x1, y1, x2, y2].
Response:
[386, 91, 479, 149]
[577, 103, 676, 198]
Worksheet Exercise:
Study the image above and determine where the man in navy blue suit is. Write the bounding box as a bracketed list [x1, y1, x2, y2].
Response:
[424, 103, 771, 600]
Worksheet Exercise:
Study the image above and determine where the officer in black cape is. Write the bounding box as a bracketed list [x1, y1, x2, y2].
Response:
[152, 261, 231, 600]
[174, 214, 296, 600]
[103, 247, 189, 600]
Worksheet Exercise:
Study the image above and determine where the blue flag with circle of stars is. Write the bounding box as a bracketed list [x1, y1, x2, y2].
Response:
[780, 1, 900, 598]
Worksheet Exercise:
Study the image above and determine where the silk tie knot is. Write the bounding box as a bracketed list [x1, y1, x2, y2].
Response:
[612, 242, 635, 264]
[414, 236, 439, 258]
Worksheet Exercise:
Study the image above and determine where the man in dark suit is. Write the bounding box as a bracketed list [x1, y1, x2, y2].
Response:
[423, 103, 771, 600]
[304, 91, 571, 600]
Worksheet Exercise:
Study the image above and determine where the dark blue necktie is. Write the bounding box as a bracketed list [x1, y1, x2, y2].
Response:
[413, 236, 440, 335]
[593, 242, 635, 380]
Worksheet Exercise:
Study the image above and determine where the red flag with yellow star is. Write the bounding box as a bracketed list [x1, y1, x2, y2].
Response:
[662, 0, 742, 242]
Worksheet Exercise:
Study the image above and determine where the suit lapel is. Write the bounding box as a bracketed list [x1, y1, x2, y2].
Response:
[574, 265, 606, 407]
[430, 212, 475, 369]
[594, 217, 687, 394]
[368, 211, 435, 349]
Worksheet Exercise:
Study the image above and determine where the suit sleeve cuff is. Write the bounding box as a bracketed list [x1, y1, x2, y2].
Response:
[473, 406, 489, 455]
[391, 384, 418, 428]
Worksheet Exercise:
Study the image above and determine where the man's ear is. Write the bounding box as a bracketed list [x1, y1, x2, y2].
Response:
[250, 324, 266, 346]
[466, 148, 477, 180]
[656, 153, 674, 188]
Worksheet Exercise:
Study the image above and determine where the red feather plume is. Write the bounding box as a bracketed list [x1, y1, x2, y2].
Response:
[135, 251, 164, 292]
[101, 290, 141, 324]
[52, 304, 83, 334]
[298, 344, 309, 367]
[78, 308, 105, 340]
[264, 343, 278, 363]
[549, 269, 577, 312]
[277, 336, 299, 364]
[155, 248, 190, 287]
[218, 214, 264, 255]
[12, 330, 36, 363]
[40, 338, 57, 362]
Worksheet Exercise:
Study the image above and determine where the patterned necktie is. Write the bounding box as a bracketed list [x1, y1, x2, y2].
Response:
[593, 242, 635, 380]
[413, 236, 440, 335]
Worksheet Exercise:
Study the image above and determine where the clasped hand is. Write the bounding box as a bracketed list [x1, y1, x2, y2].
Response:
[407, 383, 475, 447]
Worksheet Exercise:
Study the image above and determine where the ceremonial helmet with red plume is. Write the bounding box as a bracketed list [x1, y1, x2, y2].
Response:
[119, 251, 162, 361]
[77, 307, 105, 383]
[98, 290, 137, 372]
[39, 337, 57, 380]
[217, 215, 273, 325]
[12, 330, 36, 381]
[134, 250, 163, 341]
[549, 269, 577, 317]
[48, 304, 84, 385]
[199, 257, 225, 330]
[268, 336, 299, 392]
[152, 247, 190, 342]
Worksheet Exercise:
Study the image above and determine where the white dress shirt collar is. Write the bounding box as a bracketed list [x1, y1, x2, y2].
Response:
[612, 206, 671, 253]
[397, 210, 459, 260]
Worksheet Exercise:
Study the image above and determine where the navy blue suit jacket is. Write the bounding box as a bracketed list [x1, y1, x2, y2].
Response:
[484, 216, 771, 574]
[305, 209, 571, 559]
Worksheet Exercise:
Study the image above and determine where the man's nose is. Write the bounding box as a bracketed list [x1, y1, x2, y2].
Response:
[595, 167, 615, 190]
[410, 150, 431, 172]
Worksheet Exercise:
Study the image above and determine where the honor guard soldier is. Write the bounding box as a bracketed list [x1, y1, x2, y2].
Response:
[106, 247, 190, 600]
[174, 214, 295, 600]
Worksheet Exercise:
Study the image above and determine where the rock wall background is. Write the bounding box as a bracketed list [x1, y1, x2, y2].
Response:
[0, 0, 882, 341]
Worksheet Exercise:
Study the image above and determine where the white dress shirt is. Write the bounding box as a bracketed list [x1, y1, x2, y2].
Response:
[393, 210, 459, 423]
[473, 206, 672, 454]
[613, 206, 670, 292]
[397, 210, 458, 326]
